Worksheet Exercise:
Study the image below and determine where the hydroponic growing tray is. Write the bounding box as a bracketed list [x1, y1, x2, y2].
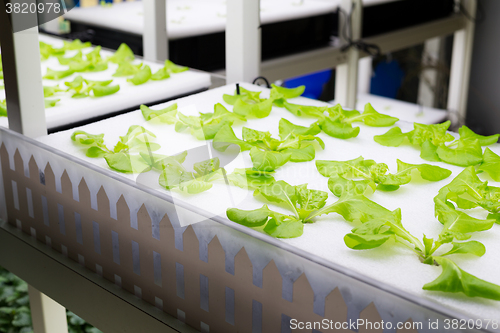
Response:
[63, 0, 455, 71]
[1, 83, 498, 332]
[64, 0, 337, 71]
[358, 0, 455, 38]
[0, 34, 212, 132]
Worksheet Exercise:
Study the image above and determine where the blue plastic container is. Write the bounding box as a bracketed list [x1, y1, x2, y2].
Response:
[283, 69, 332, 99]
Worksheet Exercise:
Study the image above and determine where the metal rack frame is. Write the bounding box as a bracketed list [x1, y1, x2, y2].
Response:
[0, 0, 476, 332]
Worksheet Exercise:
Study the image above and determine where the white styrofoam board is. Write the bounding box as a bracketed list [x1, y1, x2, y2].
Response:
[331, 93, 449, 125]
[39, 83, 500, 321]
[63, 0, 339, 39]
[62, 0, 399, 39]
[0, 34, 212, 130]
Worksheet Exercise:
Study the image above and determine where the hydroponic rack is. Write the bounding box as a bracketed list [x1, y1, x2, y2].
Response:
[0, 0, 479, 333]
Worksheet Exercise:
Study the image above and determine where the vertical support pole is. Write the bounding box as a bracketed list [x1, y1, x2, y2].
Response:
[143, 0, 168, 62]
[418, 37, 444, 108]
[0, 0, 47, 138]
[225, 0, 261, 84]
[447, 0, 476, 126]
[335, 0, 362, 109]
[357, 57, 372, 94]
[28, 286, 68, 333]
[0, 5, 64, 333]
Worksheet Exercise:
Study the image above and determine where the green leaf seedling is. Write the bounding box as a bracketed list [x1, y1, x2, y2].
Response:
[173, 103, 246, 140]
[284, 102, 398, 139]
[214, 119, 324, 171]
[65, 76, 119, 98]
[478, 148, 500, 181]
[0, 100, 7, 117]
[316, 157, 451, 195]
[375, 122, 499, 167]
[71, 126, 161, 173]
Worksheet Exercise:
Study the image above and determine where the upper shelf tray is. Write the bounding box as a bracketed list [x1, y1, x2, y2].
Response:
[63, 0, 338, 40]
[0, 34, 212, 133]
[62, 0, 454, 71]
[64, 0, 336, 71]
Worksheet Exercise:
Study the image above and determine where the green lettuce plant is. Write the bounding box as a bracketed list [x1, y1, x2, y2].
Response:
[141, 103, 178, 122]
[223, 87, 275, 118]
[342, 189, 500, 300]
[44, 99, 59, 108]
[222, 84, 304, 118]
[39, 41, 65, 61]
[71, 126, 162, 173]
[227, 170, 500, 299]
[0, 267, 33, 333]
[284, 102, 398, 139]
[158, 155, 223, 194]
[140, 103, 246, 140]
[127, 65, 152, 85]
[0, 266, 102, 333]
[158, 157, 276, 194]
[316, 156, 451, 195]
[268, 84, 305, 107]
[70, 122, 274, 194]
[107, 43, 135, 63]
[39, 39, 90, 62]
[61, 39, 92, 51]
[279, 102, 329, 119]
[227, 180, 329, 238]
[43, 85, 65, 98]
[213, 119, 324, 171]
[118, 61, 187, 85]
[0, 100, 7, 117]
[225, 168, 276, 191]
[174, 103, 246, 140]
[221, 84, 301, 117]
[43, 43, 113, 80]
[478, 148, 500, 181]
[375, 123, 499, 167]
[43, 85, 64, 108]
[227, 179, 399, 238]
[113, 57, 187, 85]
[162, 60, 189, 74]
[142, 60, 188, 82]
[321, 103, 398, 139]
[57, 46, 108, 73]
[113, 62, 143, 77]
[434, 166, 500, 224]
[43, 68, 75, 80]
[0, 83, 63, 109]
[65, 76, 120, 98]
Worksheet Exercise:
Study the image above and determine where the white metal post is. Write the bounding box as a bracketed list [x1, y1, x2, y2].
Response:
[143, 0, 168, 62]
[0, 0, 47, 138]
[28, 286, 69, 333]
[0, 3, 65, 333]
[447, 0, 476, 126]
[225, 0, 261, 84]
[357, 57, 372, 94]
[418, 37, 443, 108]
[335, 0, 362, 109]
